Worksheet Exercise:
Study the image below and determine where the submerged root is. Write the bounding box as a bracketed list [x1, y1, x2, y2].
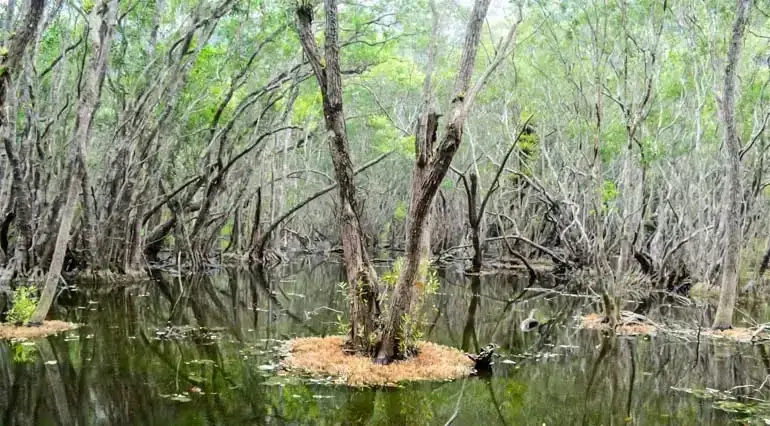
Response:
[280, 336, 473, 387]
[0, 320, 79, 340]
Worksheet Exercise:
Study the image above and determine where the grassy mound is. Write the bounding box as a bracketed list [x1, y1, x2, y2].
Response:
[280, 336, 474, 387]
[580, 312, 658, 336]
[702, 327, 769, 343]
[0, 321, 79, 340]
[579, 312, 770, 344]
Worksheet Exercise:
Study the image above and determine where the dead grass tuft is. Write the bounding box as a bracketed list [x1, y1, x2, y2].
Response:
[580, 313, 770, 344]
[0, 321, 79, 341]
[579, 312, 658, 336]
[280, 336, 474, 387]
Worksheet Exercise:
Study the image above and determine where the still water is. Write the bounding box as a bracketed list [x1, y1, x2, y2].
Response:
[1, 258, 770, 425]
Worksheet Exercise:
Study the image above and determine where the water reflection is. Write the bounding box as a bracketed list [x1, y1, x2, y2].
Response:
[0, 261, 768, 425]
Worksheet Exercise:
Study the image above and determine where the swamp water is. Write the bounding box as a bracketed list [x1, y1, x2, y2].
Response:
[1, 259, 770, 425]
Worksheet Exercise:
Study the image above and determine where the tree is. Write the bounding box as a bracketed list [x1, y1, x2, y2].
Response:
[0, 0, 46, 280]
[375, 0, 521, 362]
[712, 0, 752, 330]
[296, 0, 380, 352]
[31, 0, 119, 324]
[296, 0, 520, 360]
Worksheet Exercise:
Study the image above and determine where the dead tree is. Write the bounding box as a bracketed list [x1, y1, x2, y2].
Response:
[457, 117, 533, 274]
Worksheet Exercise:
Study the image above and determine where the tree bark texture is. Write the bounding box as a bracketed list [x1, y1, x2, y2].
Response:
[0, 0, 46, 275]
[376, 0, 493, 363]
[713, 0, 751, 330]
[296, 1, 379, 353]
[32, 0, 118, 323]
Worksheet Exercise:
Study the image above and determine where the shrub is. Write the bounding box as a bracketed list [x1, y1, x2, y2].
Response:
[7, 286, 38, 325]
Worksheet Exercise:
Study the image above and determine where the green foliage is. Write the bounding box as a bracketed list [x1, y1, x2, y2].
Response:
[292, 88, 323, 124]
[600, 120, 626, 162]
[381, 258, 403, 287]
[393, 200, 408, 222]
[7, 286, 38, 325]
[219, 220, 234, 251]
[440, 178, 455, 190]
[333, 281, 350, 334]
[12, 342, 36, 364]
[364, 114, 414, 156]
[601, 180, 619, 204]
[385, 258, 439, 356]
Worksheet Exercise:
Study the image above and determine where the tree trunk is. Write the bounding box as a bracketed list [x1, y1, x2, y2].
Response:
[0, 0, 46, 276]
[469, 173, 483, 273]
[296, 1, 379, 353]
[31, 0, 118, 323]
[376, 0, 494, 363]
[30, 174, 78, 323]
[713, 0, 751, 330]
[414, 1, 440, 276]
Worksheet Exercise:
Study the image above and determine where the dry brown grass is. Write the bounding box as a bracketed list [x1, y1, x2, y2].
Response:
[580, 312, 770, 344]
[704, 327, 769, 343]
[280, 336, 474, 387]
[579, 313, 658, 336]
[0, 321, 79, 340]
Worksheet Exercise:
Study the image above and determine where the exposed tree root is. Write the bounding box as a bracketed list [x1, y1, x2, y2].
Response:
[279, 336, 473, 387]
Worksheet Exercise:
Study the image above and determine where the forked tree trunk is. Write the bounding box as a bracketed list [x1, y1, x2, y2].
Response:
[713, 0, 751, 330]
[32, 0, 118, 323]
[296, 1, 379, 353]
[376, 0, 496, 363]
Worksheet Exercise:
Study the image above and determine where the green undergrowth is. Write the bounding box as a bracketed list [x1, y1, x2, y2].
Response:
[6, 286, 38, 325]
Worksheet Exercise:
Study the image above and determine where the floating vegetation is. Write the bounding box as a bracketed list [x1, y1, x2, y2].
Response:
[152, 325, 225, 341]
[673, 386, 770, 425]
[279, 336, 473, 387]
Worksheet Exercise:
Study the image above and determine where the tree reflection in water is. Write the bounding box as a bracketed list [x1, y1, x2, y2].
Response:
[0, 262, 768, 425]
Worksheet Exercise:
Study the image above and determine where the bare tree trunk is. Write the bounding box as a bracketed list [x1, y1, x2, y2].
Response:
[0, 0, 45, 277]
[376, 0, 504, 363]
[296, 1, 379, 353]
[467, 173, 483, 273]
[32, 0, 118, 323]
[414, 0, 440, 274]
[30, 174, 78, 323]
[713, 0, 751, 330]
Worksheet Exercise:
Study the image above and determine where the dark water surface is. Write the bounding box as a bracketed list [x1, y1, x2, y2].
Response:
[2, 259, 770, 425]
